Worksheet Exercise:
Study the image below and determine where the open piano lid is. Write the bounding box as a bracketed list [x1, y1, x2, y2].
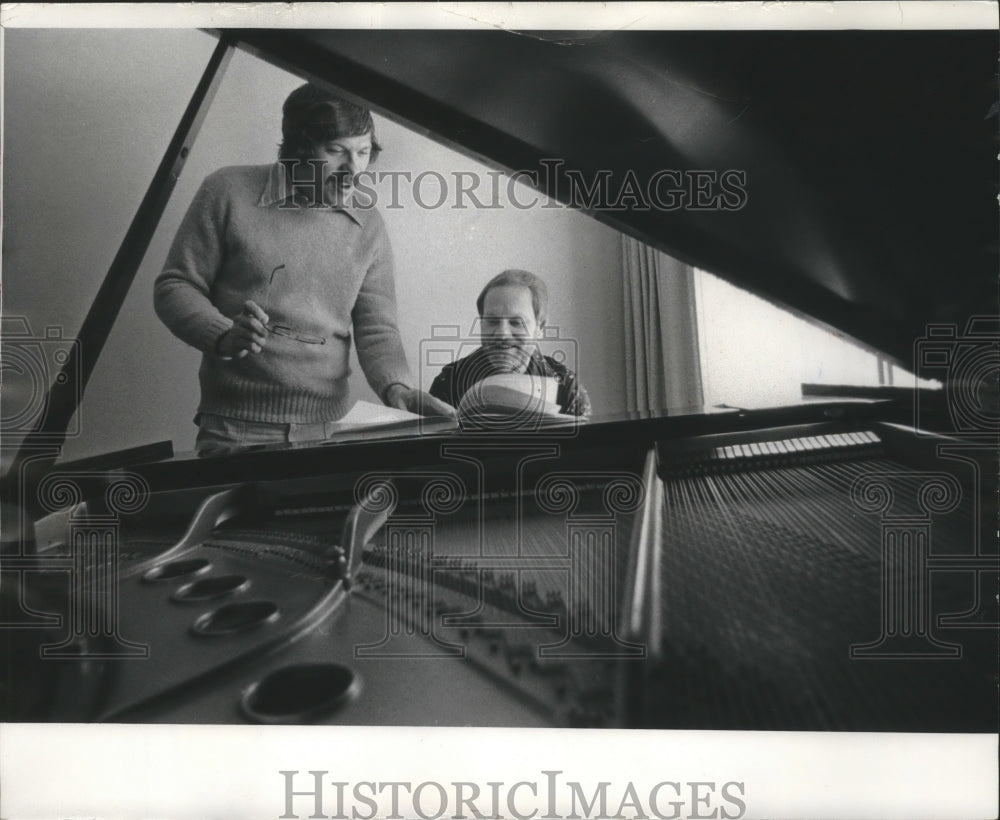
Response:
[231, 27, 999, 367]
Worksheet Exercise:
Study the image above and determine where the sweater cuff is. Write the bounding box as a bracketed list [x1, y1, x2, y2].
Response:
[198, 315, 235, 356]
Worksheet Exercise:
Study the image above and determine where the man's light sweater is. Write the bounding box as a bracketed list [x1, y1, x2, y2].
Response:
[154, 163, 413, 423]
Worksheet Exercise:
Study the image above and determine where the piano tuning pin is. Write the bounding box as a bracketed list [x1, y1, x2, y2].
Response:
[336, 553, 352, 590]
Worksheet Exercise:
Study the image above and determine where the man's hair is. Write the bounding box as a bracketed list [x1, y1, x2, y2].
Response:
[476, 269, 549, 326]
[279, 83, 382, 161]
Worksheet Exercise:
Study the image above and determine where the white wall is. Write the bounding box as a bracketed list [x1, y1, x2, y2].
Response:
[2, 29, 626, 461]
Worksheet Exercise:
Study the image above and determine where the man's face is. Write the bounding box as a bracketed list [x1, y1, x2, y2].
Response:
[480, 285, 541, 373]
[308, 132, 372, 203]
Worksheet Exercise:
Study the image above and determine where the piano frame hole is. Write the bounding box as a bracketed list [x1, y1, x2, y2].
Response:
[190, 600, 279, 637]
[142, 558, 212, 583]
[240, 663, 360, 724]
[171, 574, 250, 603]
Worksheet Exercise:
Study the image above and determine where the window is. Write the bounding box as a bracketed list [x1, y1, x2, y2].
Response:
[694, 269, 939, 409]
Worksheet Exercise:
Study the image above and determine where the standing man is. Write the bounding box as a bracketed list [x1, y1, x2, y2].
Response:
[155, 83, 453, 450]
[429, 269, 591, 416]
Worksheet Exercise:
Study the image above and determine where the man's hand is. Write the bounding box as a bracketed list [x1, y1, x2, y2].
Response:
[217, 300, 270, 359]
[385, 384, 456, 418]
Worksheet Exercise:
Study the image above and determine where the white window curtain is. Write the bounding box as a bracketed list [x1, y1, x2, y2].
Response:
[621, 235, 704, 412]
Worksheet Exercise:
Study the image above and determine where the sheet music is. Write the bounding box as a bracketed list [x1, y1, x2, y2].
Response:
[334, 399, 425, 429]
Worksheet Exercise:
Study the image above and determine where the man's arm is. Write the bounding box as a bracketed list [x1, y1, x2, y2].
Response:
[565, 377, 592, 417]
[555, 366, 592, 417]
[153, 172, 237, 355]
[384, 383, 455, 417]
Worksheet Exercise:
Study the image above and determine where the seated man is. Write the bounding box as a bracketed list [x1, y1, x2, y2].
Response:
[429, 269, 591, 417]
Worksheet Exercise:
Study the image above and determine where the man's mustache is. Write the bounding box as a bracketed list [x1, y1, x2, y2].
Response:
[327, 171, 354, 187]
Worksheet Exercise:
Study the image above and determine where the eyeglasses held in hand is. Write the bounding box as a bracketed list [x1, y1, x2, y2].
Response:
[265, 323, 326, 345]
[264, 265, 327, 345]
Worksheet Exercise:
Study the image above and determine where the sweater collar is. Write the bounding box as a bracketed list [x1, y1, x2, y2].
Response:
[257, 162, 371, 227]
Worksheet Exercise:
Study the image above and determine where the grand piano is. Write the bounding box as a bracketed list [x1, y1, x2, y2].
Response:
[1, 24, 996, 732]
